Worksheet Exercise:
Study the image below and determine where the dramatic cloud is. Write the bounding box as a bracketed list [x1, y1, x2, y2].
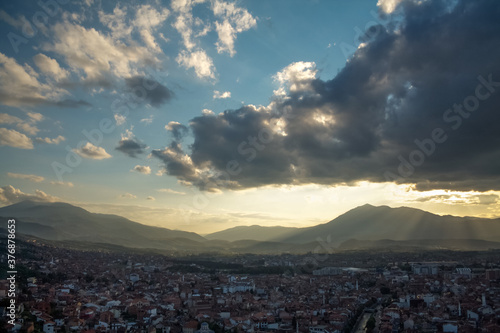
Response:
[165, 121, 188, 140]
[0, 128, 33, 149]
[7, 173, 45, 183]
[74, 142, 112, 160]
[116, 130, 148, 158]
[377, 0, 404, 14]
[125, 76, 173, 107]
[0, 185, 59, 205]
[153, 0, 500, 192]
[413, 192, 499, 205]
[273, 61, 317, 96]
[131, 165, 152, 175]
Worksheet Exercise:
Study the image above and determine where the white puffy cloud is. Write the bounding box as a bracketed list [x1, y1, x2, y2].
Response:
[98, 5, 132, 39]
[131, 165, 152, 175]
[156, 169, 167, 176]
[7, 172, 45, 183]
[170, 0, 255, 77]
[0, 52, 67, 107]
[213, 90, 231, 99]
[377, 0, 403, 13]
[0, 10, 28, 30]
[16, 122, 39, 135]
[0, 128, 33, 149]
[50, 181, 74, 187]
[212, 0, 256, 56]
[176, 49, 215, 79]
[140, 115, 154, 125]
[0, 185, 59, 205]
[74, 142, 112, 160]
[33, 53, 69, 81]
[114, 114, 126, 126]
[157, 188, 186, 195]
[273, 61, 318, 95]
[0, 114, 22, 124]
[165, 121, 181, 131]
[0, 112, 43, 136]
[27, 112, 44, 122]
[119, 192, 137, 199]
[35, 135, 66, 144]
[44, 20, 159, 83]
[377, 0, 429, 14]
[134, 5, 170, 52]
[99, 4, 169, 52]
[171, 0, 208, 50]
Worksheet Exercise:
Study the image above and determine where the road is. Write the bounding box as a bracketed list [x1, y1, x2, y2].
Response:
[352, 312, 371, 333]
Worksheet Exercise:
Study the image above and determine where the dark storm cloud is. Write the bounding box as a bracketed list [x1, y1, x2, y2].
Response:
[116, 138, 147, 158]
[153, 0, 500, 192]
[165, 122, 189, 141]
[125, 76, 173, 107]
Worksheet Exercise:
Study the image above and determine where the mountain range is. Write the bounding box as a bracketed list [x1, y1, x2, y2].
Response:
[2, 200, 500, 253]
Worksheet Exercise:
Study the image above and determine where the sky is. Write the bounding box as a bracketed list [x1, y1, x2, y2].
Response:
[1, 0, 500, 234]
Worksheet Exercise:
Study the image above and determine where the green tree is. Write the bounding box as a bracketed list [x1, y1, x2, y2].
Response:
[365, 315, 376, 332]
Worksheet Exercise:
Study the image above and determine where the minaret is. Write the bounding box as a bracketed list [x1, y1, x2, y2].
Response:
[458, 302, 461, 316]
[296, 319, 299, 333]
[482, 294, 486, 307]
[356, 280, 359, 291]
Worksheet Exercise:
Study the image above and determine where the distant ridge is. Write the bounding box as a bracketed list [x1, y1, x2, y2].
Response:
[205, 225, 298, 242]
[277, 204, 500, 246]
[0, 200, 206, 250]
[2, 200, 500, 253]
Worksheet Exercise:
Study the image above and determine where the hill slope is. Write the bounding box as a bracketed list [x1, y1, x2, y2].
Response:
[277, 204, 500, 246]
[205, 225, 299, 242]
[0, 200, 206, 250]
[3, 201, 500, 253]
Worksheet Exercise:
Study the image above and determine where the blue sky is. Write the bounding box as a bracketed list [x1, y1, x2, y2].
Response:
[1, 0, 500, 233]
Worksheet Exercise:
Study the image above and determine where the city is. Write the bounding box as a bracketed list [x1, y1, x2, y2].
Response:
[1, 237, 500, 333]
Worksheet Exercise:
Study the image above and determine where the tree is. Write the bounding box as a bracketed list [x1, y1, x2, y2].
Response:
[380, 286, 391, 294]
[365, 315, 376, 332]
